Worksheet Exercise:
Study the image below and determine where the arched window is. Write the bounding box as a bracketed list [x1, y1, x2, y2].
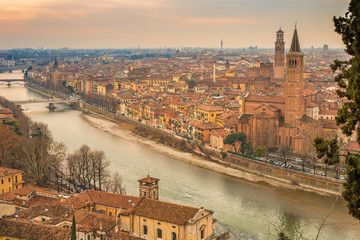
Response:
[143, 225, 148, 235]
[172, 232, 177, 240]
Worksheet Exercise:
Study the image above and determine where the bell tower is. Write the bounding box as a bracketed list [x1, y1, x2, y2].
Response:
[274, 28, 285, 79]
[138, 175, 159, 200]
[285, 26, 305, 124]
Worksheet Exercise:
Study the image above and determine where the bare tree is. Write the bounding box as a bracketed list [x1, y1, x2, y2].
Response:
[103, 172, 126, 194]
[278, 145, 293, 167]
[20, 122, 65, 187]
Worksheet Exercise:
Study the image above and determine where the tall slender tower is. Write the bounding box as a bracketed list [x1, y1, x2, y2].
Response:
[285, 27, 305, 124]
[274, 28, 285, 79]
[221, 39, 223, 50]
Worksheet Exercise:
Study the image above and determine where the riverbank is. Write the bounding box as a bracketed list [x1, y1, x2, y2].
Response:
[24, 83, 342, 196]
[81, 112, 341, 196]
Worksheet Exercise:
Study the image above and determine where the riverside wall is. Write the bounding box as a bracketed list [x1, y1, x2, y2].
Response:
[26, 84, 344, 194]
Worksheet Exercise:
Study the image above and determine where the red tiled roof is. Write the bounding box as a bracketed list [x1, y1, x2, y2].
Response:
[0, 167, 23, 177]
[66, 190, 142, 210]
[343, 141, 360, 151]
[0, 219, 71, 240]
[132, 198, 201, 225]
[138, 176, 159, 184]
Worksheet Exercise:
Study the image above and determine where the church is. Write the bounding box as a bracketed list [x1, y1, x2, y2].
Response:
[238, 27, 337, 154]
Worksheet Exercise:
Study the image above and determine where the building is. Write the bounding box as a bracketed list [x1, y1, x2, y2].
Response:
[239, 27, 337, 154]
[274, 28, 285, 79]
[138, 176, 159, 200]
[64, 176, 228, 240]
[0, 185, 67, 217]
[284, 27, 305, 124]
[0, 167, 24, 194]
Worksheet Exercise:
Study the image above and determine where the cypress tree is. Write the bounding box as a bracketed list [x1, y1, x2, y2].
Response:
[71, 214, 76, 240]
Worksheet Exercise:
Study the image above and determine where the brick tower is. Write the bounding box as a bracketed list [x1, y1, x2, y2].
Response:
[285, 27, 305, 124]
[274, 28, 285, 79]
[138, 175, 159, 200]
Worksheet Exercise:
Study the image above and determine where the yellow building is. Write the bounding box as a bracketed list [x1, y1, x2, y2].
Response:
[64, 176, 229, 240]
[194, 105, 223, 123]
[0, 167, 24, 194]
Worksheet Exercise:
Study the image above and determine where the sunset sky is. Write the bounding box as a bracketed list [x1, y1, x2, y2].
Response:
[0, 0, 348, 49]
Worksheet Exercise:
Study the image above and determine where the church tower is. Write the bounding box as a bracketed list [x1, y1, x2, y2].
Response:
[285, 27, 305, 124]
[274, 28, 285, 79]
[138, 175, 159, 200]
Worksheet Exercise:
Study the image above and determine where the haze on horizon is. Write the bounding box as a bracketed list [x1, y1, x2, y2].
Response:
[0, 0, 348, 50]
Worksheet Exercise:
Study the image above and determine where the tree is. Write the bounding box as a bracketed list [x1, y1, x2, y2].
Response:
[278, 145, 293, 167]
[223, 133, 238, 152]
[71, 214, 77, 240]
[20, 122, 65, 187]
[254, 147, 266, 158]
[187, 80, 197, 89]
[237, 132, 247, 155]
[332, 1, 360, 220]
[342, 153, 360, 220]
[0, 125, 22, 167]
[104, 172, 126, 194]
[1, 120, 22, 136]
[223, 132, 247, 154]
[332, 0, 360, 143]
[244, 142, 254, 157]
[313, 137, 339, 177]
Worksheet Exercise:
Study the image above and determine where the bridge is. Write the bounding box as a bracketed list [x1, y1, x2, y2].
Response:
[14, 98, 78, 110]
[0, 79, 27, 87]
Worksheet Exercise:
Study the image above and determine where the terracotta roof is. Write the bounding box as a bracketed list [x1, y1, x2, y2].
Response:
[0, 185, 55, 202]
[246, 93, 285, 104]
[0, 167, 23, 177]
[196, 104, 223, 112]
[343, 141, 360, 151]
[138, 176, 159, 184]
[66, 190, 142, 210]
[0, 219, 71, 240]
[109, 231, 145, 240]
[132, 198, 202, 225]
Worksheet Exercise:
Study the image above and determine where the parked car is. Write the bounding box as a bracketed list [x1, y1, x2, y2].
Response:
[339, 175, 346, 180]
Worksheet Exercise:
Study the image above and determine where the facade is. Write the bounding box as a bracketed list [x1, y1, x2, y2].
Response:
[239, 27, 337, 154]
[284, 27, 305, 124]
[274, 28, 285, 79]
[138, 176, 159, 200]
[0, 167, 24, 194]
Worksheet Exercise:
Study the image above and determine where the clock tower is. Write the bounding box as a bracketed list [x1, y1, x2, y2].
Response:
[274, 28, 285, 79]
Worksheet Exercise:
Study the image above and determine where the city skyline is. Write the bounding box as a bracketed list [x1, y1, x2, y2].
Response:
[0, 0, 348, 49]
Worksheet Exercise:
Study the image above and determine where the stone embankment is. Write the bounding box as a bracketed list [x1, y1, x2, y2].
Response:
[26, 83, 344, 195]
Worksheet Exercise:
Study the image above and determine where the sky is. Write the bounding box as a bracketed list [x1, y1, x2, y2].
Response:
[0, 0, 349, 49]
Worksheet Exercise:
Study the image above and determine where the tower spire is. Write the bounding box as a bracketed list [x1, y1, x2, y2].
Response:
[289, 27, 301, 53]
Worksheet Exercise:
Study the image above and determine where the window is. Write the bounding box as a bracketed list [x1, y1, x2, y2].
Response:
[88, 236, 90, 240]
[157, 229, 162, 239]
[143, 191, 146, 197]
[201, 229, 205, 239]
[1, 179, 3, 184]
[8, 178, 10, 182]
[15, 176, 18, 183]
[290, 136, 292, 146]
[109, 212, 112, 216]
[279, 136, 281, 145]
[143, 225, 148, 235]
[153, 191, 156, 197]
[172, 232, 177, 240]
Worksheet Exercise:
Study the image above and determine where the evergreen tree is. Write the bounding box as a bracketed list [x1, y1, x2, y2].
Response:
[71, 214, 76, 240]
[332, 0, 360, 220]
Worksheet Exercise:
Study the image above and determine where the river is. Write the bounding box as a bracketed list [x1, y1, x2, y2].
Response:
[0, 71, 359, 240]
